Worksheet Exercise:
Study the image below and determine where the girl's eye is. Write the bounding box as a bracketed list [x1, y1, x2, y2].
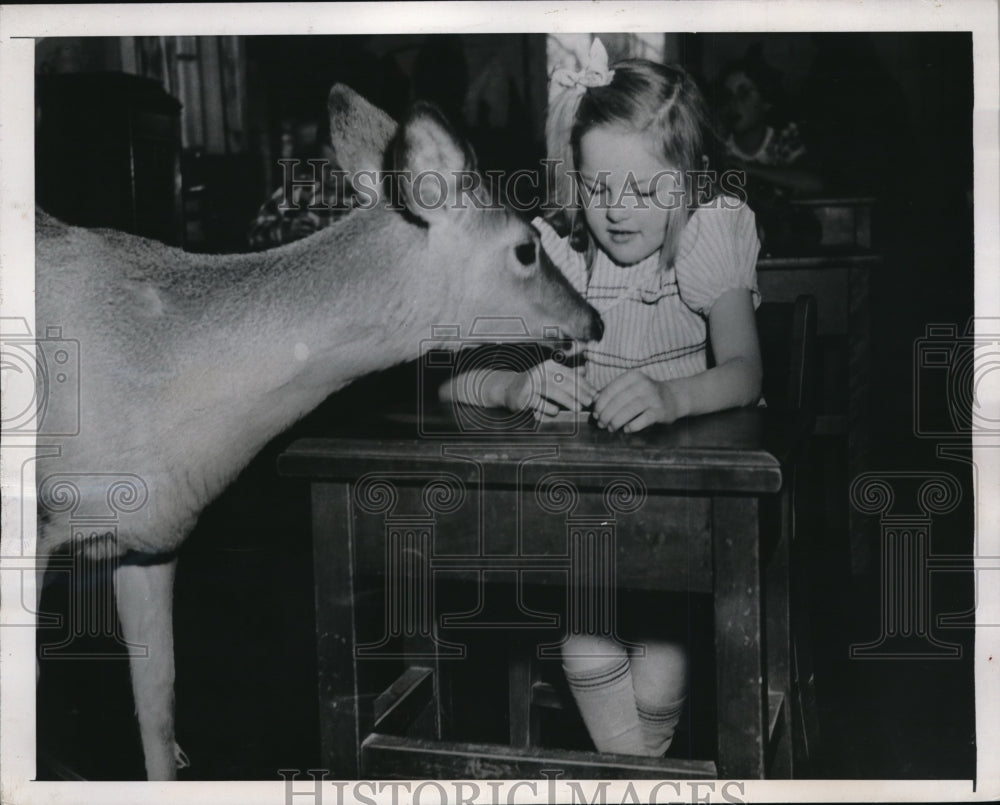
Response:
[589, 185, 610, 202]
[515, 241, 536, 266]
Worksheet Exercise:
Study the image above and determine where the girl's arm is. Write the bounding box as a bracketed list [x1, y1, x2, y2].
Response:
[667, 287, 763, 418]
[439, 369, 518, 409]
[592, 287, 762, 432]
[440, 362, 596, 417]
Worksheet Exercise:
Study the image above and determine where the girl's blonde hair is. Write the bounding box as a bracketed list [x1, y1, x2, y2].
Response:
[546, 58, 718, 273]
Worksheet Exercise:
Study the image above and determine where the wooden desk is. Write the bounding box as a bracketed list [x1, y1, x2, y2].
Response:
[278, 405, 811, 779]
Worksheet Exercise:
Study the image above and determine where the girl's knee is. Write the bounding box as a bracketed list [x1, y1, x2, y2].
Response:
[561, 634, 628, 675]
[646, 641, 688, 675]
[630, 640, 688, 699]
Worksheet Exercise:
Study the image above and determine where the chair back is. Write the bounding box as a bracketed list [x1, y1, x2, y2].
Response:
[757, 295, 819, 415]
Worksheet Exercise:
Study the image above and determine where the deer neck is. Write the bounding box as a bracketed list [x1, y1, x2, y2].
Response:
[195, 209, 456, 453]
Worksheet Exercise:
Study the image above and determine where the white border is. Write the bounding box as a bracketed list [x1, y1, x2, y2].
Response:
[1, 2, 997, 803]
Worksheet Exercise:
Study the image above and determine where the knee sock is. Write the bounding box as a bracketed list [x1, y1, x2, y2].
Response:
[562, 641, 646, 755]
[635, 693, 685, 756]
[629, 640, 688, 756]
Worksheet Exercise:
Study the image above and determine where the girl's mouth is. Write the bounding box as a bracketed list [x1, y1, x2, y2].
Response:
[608, 230, 639, 244]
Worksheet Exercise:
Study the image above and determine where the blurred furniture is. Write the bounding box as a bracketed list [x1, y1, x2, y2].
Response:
[280, 300, 817, 778]
[180, 151, 264, 253]
[36, 72, 183, 246]
[757, 197, 881, 575]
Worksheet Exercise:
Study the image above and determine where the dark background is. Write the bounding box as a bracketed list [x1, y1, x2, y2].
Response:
[35, 32, 976, 781]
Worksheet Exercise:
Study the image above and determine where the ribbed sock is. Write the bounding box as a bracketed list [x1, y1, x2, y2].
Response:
[628, 639, 688, 756]
[636, 694, 685, 756]
[563, 651, 646, 755]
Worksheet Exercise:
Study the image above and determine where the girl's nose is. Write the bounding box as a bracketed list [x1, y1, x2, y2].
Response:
[605, 203, 630, 223]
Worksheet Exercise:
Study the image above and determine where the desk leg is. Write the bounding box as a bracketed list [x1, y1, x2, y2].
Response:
[713, 496, 766, 779]
[311, 482, 362, 778]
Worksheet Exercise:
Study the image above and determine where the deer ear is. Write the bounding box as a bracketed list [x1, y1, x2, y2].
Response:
[393, 102, 477, 224]
[327, 84, 397, 176]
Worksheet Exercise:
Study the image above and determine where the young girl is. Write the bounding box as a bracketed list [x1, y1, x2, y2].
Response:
[441, 39, 763, 756]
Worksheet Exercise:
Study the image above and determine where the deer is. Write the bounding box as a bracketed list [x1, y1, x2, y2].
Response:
[34, 84, 604, 780]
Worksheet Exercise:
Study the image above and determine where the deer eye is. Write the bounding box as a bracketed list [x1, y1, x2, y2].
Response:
[514, 241, 536, 266]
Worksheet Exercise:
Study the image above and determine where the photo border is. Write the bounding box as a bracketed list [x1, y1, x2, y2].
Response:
[2, 2, 997, 803]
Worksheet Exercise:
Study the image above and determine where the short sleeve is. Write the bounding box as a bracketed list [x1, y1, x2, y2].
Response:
[675, 201, 762, 317]
[532, 216, 588, 295]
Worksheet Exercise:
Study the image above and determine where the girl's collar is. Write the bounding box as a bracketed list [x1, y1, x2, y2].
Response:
[595, 246, 662, 275]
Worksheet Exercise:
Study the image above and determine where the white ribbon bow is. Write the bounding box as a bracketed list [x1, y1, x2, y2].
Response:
[550, 37, 615, 99]
[545, 37, 616, 210]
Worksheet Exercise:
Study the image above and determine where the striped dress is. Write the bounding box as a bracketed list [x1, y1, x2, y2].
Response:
[533, 201, 761, 391]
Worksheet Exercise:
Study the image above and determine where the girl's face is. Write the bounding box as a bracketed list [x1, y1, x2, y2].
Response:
[577, 125, 679, 267]
[722, 70, 768, 134]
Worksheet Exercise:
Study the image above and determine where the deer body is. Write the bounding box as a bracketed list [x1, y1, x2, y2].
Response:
[37, 207, 526, 556]
[35, 87, 602, 779]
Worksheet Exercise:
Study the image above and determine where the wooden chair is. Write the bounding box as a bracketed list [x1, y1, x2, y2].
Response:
[758, 294, 819, 415]
[757, 294, 823, 770]
[288, 294, 821, 779]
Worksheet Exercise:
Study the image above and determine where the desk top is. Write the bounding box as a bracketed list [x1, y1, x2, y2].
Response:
[278, 404, 810, 495]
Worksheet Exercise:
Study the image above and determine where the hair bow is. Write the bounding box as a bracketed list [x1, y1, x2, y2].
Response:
[550, 37, 615, 99]
[545, 37, 615, 214]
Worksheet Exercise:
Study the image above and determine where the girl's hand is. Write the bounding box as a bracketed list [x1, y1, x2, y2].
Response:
[504, 359, 596, 419]
[592, 370, 681, 433]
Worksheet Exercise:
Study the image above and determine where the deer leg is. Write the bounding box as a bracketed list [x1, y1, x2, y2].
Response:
[115, 554, 179, 781]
